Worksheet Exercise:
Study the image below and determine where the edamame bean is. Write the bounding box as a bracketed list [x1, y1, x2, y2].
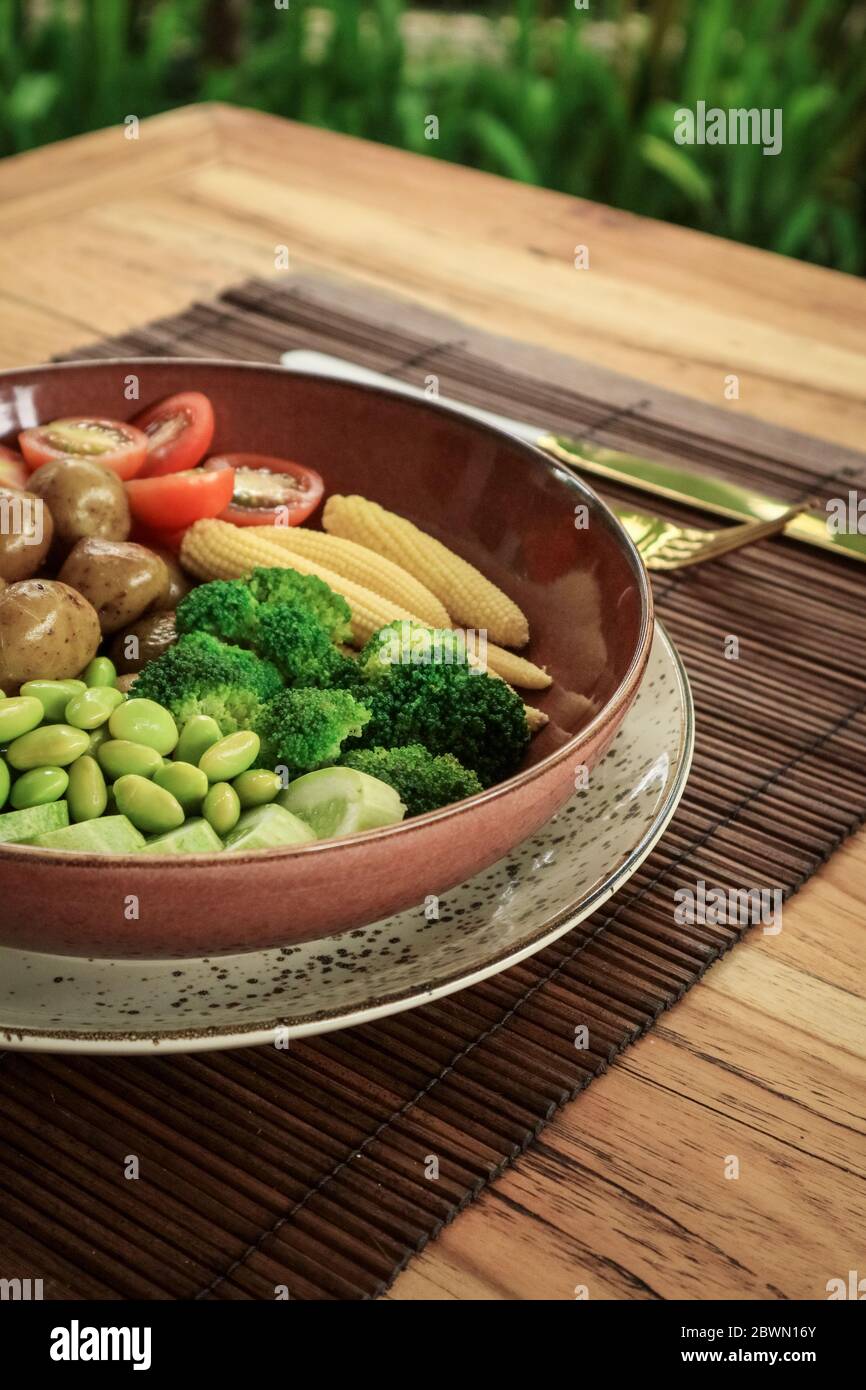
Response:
[233, 768, 281, 809]
[203, 781, 240, 836]
[67, 755, 108, 823]
[20, 679, 86, 722]
[0, 757, 9, 810]
[82, 656, 117, 688]
[199, 731, 260, 783]
[109, 698, 178, 755]
[114, 774, 185, 834]
[154, 761, 208, 813]
[65, 686, 125, 731]
[97, 739, 163, 780]
[9, 765, 69, 810]
[0, 696, 44, 743]
[175, 715, 222, 765]
[86, 724, 110, 756]
[6, 724, 89, 770]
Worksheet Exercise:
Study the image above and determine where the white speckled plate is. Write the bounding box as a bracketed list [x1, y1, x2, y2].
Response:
[0, 621, 692, 1054]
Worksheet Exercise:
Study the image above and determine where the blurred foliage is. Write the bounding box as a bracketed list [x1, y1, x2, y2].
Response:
[0, 0, 863, 273]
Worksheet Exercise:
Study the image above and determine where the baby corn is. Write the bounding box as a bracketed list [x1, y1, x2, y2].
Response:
[182, 519, 419, 645]
[250, 526, 451, 629]
[180, 519, 550, 688]
[323, 494, 530, 648]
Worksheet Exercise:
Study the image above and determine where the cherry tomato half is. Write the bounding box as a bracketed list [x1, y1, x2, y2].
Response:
[126, 467, 235, 532]
[19, 417, 148, 481]
[0, 445, 28, 490]
[133, 391, 215, 477]
[203, 453, 324, 527]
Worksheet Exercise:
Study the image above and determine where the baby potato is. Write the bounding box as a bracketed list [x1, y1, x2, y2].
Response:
[58, 537, 169, 635]
[111, 609, 177, 674]
[0, 578, 101, 693]
[28, 457, 130, 554]
[0, 484, 54, 581]
[149, 547, 191, 611]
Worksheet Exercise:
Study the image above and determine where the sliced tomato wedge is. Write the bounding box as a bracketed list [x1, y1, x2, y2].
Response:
[19, 417, 148, 481]
[0, 445, 28, 489]
[203, 453, 324, 527]
[126, 466, 235, 531]
[133, 391, 215, 477]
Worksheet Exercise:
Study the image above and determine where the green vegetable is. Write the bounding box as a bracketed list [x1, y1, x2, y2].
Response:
[133, 631, 281, 733]
[0, 757, 8, 810]
[65, 686, 125, 730]
[114, 773, 185, 834]
[278, 766, 405, 839]
[342, 744, 483, 816]
[255, 602, 355, 688]
[232, 768, 281, 809]
[0, 800, 69, 844]
[222, 803, 316, 853]
[246, 567, 352, 642]
[20, 679, 86, 722]
[255, 688, 371, 773]
[0, 696, 44, 742]
[9, 765, 69, 809]
[176, 572, 355, 688]
[175, 713, 223, 765]
[86, 724, 110, 756]
[6, 724, 90, 770]
[67, 755, 108, 823]
[109, 698, 178, 755]
[154, 761, 208, 813]
[97, 739, 163, 780]
[199, 730, 260, 783]
[350, 624, 529, 787]
[203, 781, 241, 836]
[175, 579, 259, 646]
[31, 815, 145, 855]
[141, 819, 224, 855]
[82, 656, 117, 688]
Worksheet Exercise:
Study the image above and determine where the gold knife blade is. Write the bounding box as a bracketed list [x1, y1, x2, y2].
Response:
[540, 435, 866, 564]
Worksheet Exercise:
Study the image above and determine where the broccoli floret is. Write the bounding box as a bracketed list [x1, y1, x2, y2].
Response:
[350, 658, 529, 788]
[342, 744, 483, 816]
[357, 620, 472, 680]
[176, 580, 260, 646]
[134, 632, 283, 733]
[246, 567, 352, 643]
[255, 688, 372, 773]
[255, 602, 356, 689]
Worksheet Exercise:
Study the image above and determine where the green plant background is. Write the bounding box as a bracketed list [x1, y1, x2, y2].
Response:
[1, 0, 863, 273]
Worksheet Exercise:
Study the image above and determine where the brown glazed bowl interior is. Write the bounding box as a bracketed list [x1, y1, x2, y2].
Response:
[0, 360, 652, 958]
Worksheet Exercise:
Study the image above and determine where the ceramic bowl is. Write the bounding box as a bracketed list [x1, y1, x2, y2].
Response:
[0, 359, 653, 958]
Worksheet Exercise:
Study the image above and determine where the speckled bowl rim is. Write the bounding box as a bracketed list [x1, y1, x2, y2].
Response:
[0, 357, 653, 872]
[0, 620, 693, 1052]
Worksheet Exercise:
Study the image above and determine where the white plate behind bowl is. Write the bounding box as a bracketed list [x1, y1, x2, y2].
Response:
[0, 622, 692, 1054]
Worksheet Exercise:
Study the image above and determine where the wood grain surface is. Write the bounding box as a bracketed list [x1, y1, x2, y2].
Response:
[0, 104, 864, 1301]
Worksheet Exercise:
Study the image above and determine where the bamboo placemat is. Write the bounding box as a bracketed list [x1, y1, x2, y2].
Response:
[0, 274, 864, 1300]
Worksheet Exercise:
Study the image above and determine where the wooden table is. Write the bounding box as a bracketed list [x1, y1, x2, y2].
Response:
[2, 104, 864, 1301]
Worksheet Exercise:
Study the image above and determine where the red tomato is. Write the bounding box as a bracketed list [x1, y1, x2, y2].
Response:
[126, 467, 235, 531]
[203, 453, 324, 527]
[19, 417, 148, 481]
[0, 445, 28, 489]
[133, 391, 215, 476]
[129, 522, 189, 554]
